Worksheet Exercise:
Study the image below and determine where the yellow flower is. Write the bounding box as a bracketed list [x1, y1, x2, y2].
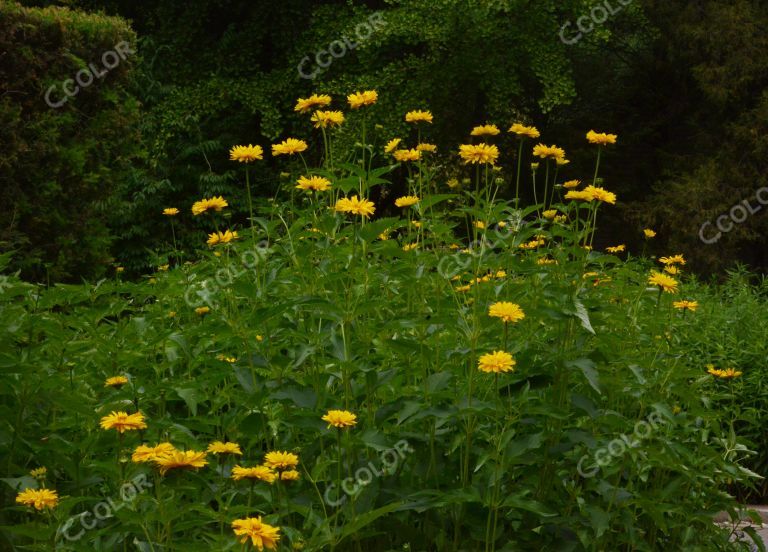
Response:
[554, 215, 567, 223]
[537, 257, 558, 265]
[446, 178, 460, 189]
[256, 334, 264, 342]
[519, 238, 546, 249]
[132, 443, 176, 463]
[168, 311, 177, 318]
[232, 517, 281, 551]
[217, 354, 237, 363]
[321, 409, 357, 429]
[473, 221, 486, 230]
[280, 469, 300, 481]
[207, 441, 243, 456]
[154, 450, 208, 476]
[378, 231, 390, 241]
[508, 123, 540, 139]
[116, 267, 125, 273]
[416, 143, 437, 152]
[648, 271, 678, 294]
[565, 190, 594, 202]
[393, 149, 421, 162]
[207, 230, 239, 246]
[384, 138, 401, 153]
[272, 138, 308, 156]
[99, 411, 147, 433]
[162, 207, 179, 216]
[30, 467, 47, 479]
[458, 143, 499, 165]
[606, 245, 626, 253]
[659, 254, 686, 266]
[586, 130, 618, 146]
[195, 306, 210, 315]
[470, 124, 500, 136]
[673, 300, 698, 312]
[229, 144, 264, 163]
[530, 163, 540, 170]
[16, 488, 58, 511]
[294, 94, 332, 113]
[395, 195, 419, 208]
[643, 229, 656, 239]
[495, 270, 507, 278]
[158, 264, 169, 271]
[404, 110, 433, 123]
[334, 196, 375, 218]
[532, 144, 566, 161]
[347, 90, 378, 109]
[311, 110, 345, 128]
[192, 196, 228, 216]
[232, 465, 276, 483]
[478, 351, 516, 373]
[664, 265, 680, 275]
[563, 179, 580, 189]
[556, 157, 570, 166]
[542, 210, 558, 220]
[296, 175, 332, 192]
[105, 375, 128, 388]
[402, 243, 419, 252]
[264, 451, 300, 470]
[488, 302, 525, 323]
[584, 185, 617, 205]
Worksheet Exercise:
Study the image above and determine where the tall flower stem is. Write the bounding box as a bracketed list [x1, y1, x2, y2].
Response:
[514, 140, 524, 208]
[543, 161, 550, 211]
[592, 147, 603, 185]
[245, 167, 256, 245]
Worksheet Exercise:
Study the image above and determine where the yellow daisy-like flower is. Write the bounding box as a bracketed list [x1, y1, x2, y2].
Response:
[232, 465, 276, 483]
[458, 143, 499, 165]
[542, 210, 558, 220]
[384, 138, 402, 153]
[606, 245, 626, 253]
[519, 238, 546, 250]
[664, 265, 680, 275]
[416, 143, 437, 153]
[474, 221, 486, 230]
[554, 215, 567, 223]
[508, 123, 540, 139]
[556, 157, 570, 166]
[537, 257, 558, 265]
[643, 229, 656, 239]
[563, 179, 580, 189]
[272, 138, 308, 156]
[470, 124, 501, 136]
[532, 144, 566, 161]
[195, 306, 210, 315]
[334, 196, 376, 218]
[229, 144, 264, 163]
[586, 130, 618, 146]
[404, 110, 433, 123]
[446, 178, 460, 189]
[99, 411, 147, 433]
[192, 196, 228, 216]
[393, 149, 421, 162]
[132, 443, 176, 463]
[659, 254, 686, 266]
[294, 94, 332, 113]
[402, 243, 419, 252]
[673, 300, 698, 312]
[217, 354, 237, 363]
[565, 190, 594, 202]
[584, 185, 617, 205]
[280, 469, 300, 481]
[648, 271, 679, 294]
[232, 517, 281, 551]
[154, 450, 208, 476]
[321, 409, 358, 429]
[296, 175, 332, 192]
[347, 90, 378, 109]
[708, 366, 742, 379]
[30, 467, 47, 479]
[264, 451, 300, 470]
[478, 351, 516, 373]
[207, 230, 239, 247]
[311, 110, 345, 128]
[378, 231, 390, 241]
[488, 302, 525, 323]
[105, 375, 128, 388]
[16, 488, 58, 511]
[162, 207, 179, 216]
[207, 441, 243, 456]
[395, 196, 420, 208]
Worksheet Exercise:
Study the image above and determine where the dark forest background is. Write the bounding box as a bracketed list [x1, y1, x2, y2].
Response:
[2, 0, 767, 281]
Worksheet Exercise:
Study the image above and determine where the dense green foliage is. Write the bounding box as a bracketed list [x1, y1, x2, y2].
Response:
[0, 1, 139, 281]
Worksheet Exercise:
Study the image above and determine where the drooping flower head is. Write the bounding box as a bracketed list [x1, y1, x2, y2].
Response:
[272, 138, 308, 156]
[508, 123, 540, 139]
[405, 110, 433, 123]
[229, 144, 264, 163]
[232, 465, 276, 483]
[321, 409, 358, 429]
[99, 411, 147, 433]
[395, 196, 420, 208]
[488, 302, 525, 324]
[296, 175, 332, 192]
[563, 179, 580, 189]
[207, 441, 243, 456]
[192, 196, 228, 216]
[232, 517, 281, 551]
[294, 94, 332, 113]
[470, 124, 501, 137]
[478, 351, 516, 373]
[384, 138, 402, 153]
[347, 90, 378, 109]
[154, 450, 208, 476]
[16, 488, 58, 511]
